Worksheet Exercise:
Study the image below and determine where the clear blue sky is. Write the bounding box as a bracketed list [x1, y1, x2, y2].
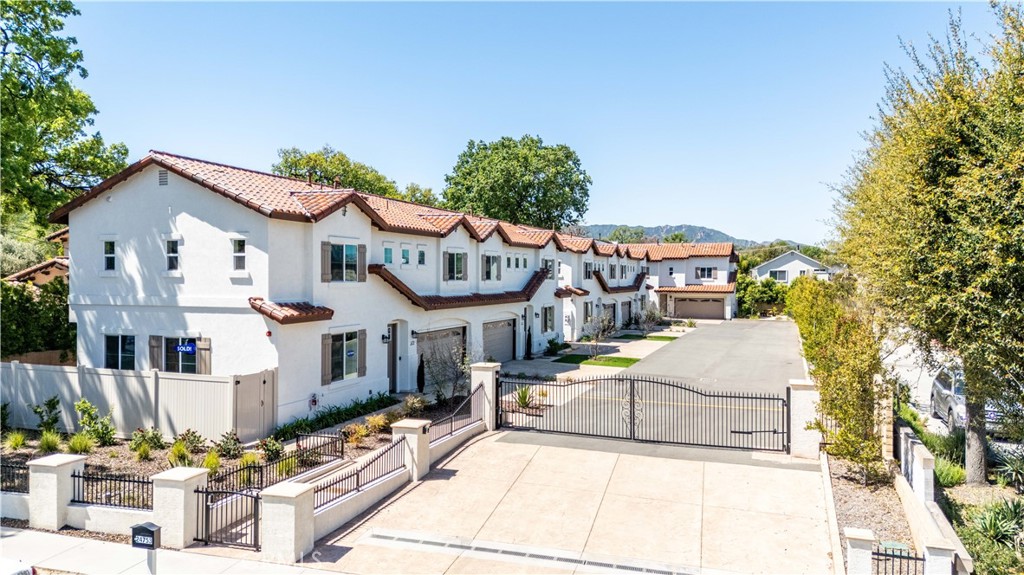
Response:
[66, 2, 999, 245]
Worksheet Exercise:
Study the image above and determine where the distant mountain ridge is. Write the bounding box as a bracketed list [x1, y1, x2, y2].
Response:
[585, 224, 769, 248]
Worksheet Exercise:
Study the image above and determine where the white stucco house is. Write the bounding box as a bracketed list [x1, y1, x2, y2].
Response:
[49, 150, 738, 426]
[750, 250, 835, 285]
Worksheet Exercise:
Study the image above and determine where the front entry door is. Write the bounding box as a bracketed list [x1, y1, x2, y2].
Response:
[387, 323, 398, 393]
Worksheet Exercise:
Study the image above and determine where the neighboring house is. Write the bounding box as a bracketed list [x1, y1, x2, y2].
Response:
[624, 243, 740, 320]
[750, 250, 835, 285]
[49, 151, 735, 426]
[3, 227, 71, 286]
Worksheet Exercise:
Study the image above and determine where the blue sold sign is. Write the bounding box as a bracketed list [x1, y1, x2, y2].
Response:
[176, 343, 196, 355]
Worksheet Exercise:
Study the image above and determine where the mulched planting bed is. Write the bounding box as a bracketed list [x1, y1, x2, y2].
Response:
[2, 430, 179, 476]
[829, 457, 916, 563]
[2, 517, 129, 545]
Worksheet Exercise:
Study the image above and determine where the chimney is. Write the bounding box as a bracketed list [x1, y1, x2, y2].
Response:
[307, 172, 312, 185]
[333, 176, 341, 188]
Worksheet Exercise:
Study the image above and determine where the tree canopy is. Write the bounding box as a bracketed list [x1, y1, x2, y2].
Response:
[1, 0, 127, 226]
[836, 5, 1024, 482]
[443, 135, 591, 229]
[663, 231, 689, 243]
[606, 225, 645, 243]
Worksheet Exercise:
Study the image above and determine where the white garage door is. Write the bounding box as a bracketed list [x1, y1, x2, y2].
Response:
[673, 298, 724, 320]
[417, 328, 465, 389]
[483, 319, 515, 363]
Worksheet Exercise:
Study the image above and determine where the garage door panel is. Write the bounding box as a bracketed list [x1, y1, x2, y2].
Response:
[418, 328, 465, 390]
[483, 319, 515, 363]
[673, 298, 724, 320]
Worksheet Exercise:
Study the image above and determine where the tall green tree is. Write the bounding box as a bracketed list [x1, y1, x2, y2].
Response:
[273, 146, 400, 198]
[837, 6, 1024, 483]
[443, 135, 591, 229]
[401, 183, 439, 207]
[606, 225, 645, 243]
[1, 0, 127, 225]
[663, 231, 689, 243]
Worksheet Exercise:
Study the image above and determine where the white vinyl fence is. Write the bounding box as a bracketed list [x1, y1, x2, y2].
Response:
[1, 362, 276, 442]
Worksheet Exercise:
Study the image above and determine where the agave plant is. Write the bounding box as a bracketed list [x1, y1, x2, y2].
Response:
[998, 452, 1024, 494]
[975, 505, 1018, 546]
[514, 385, 534, 409]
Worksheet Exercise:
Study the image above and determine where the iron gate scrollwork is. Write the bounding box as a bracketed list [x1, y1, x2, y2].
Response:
[497, 374, 790, 453]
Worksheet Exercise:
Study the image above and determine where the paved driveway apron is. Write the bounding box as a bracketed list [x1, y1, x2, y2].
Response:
[307, 432, 833, 575]
[625, 320, 805, 394]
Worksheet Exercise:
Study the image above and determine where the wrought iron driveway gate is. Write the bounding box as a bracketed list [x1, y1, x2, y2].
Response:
[497, 375, 790, 452]
[194, 488, 261, 551]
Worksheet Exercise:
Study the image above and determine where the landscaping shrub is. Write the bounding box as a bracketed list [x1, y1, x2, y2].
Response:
[4, 430, 25, 450]
[175, 429, 206, 453]
[384, 410, 403, 426]
[935, 456, 967, 487]
[30, 395, 61, 433]
[215, 430, 243, 459]
[1, 278, 75, 359]
[238, 452, 261, 486]
[167, 441, 194, 467]
[135, 442, 152, 461]
[365, 414, 388, 434]
[129, 427, 166, 452]
[203, 450, 220, 477]
[74, 398, 116, 446]
[514, 386, 534, 409]
[401, 395, 426, 417]
[276, 457, 297, 476]
[544, 338, 569, 357]
[344, 423, 369, 446]
[271, 393, 400, 441]
[258, 436, 283, 462]
[998, 452, 1024, 493]
[67, 431, 95, 454]
[685, 318, 697, 328]
[38, 430, 61, 453]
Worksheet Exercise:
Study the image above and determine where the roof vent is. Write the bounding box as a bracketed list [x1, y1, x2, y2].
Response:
[158, 170, 168, 186]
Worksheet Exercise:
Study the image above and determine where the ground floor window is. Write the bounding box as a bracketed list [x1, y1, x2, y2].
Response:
[542, 306, 555, 332]
[104, 335, 135, 370]
[769, 270, 788, 282]
[583, 301, 593, 323]
[164, 337, 197, 374]
[331, 331, 361, 381]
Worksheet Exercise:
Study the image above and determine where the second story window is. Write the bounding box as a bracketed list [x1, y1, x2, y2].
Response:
[610, 264, 617, 279]
[401, 248, 411, 265]
[542, 258, 555, 279]
[233, 239, 246, 270]
[620, 264, 626, 278]
[332, 244, 358, 281]
[384, 247, 393, 265]
[444, 251, 466, 281]
[418, 249, 426, 266]
[584, 262, 593, 280]
[482, 254, 501, 281]
[103, 241, 116, 271]
[697, 266, 717, 280]
[166, 240, 180, 271]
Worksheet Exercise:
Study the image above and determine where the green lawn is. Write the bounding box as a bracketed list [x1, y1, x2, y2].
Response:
[553, 354, 640, 368]
[645, 335, 676, 341]
[615, 333, 644, 340]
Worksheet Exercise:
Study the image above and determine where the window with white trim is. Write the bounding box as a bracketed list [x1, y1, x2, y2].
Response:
[506, 254, 512, 269]
[542, 306, 555, 332]
[584, 262, 593, 279]
[232, 239, 246, 270]
[331, 244, 359, 281]
[104, 335, 135, 370]
[482, 255, 501, 281]
[610, 264, 617, 279]
[418, 248, 426, 266]
[166, 240, 180, 271]
[103, 241, 116, 271]
[383, 247, 393, 265]
[445, 251, 467, 281]
[331, 331, 361, 381]
[696, 267, 716, 280]
[583, 301, 593, 323]
[164, 337, 197, 374]
[769, 270, 788, 282]
[401, 247, 411, 265]
[542, 258, 555, 279]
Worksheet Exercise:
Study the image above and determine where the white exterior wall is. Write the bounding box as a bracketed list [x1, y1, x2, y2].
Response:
[751, 252, 825, 285]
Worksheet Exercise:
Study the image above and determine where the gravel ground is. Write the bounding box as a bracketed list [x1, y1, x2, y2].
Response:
[829, 456, 916, 563]
[1, 517, 129, 545]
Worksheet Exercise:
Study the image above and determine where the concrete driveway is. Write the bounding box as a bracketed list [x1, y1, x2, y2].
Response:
[625, 320, 805, 394]
[305, 432, 833, 574]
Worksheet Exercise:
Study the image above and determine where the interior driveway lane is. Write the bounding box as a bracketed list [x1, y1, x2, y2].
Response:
[624, 319, 805, 394]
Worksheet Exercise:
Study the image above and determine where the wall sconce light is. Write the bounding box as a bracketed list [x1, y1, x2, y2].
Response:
[520, 314, 527, 323]
[381, 333, 391, 344]
[411, 330, 418, 338]
[341, 206, 348, 216]
[534, 312, 540, 319]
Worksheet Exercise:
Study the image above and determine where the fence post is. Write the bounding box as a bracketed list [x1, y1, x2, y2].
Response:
[150, 369, 160, 432]
[471, 362, 500, 432]
[9, 361, 22, 428]
[391, 419, 430, 481]
[844, 527, 874, 575]
[924, 543, 955, 575]
[152, 467, 209, 549]
[788, 379, 820, 459]
[28, 454, 87, 531]
[261, 482, 315, 563]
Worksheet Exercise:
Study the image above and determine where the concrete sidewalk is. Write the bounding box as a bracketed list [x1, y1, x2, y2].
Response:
[0, 527, 332, 575]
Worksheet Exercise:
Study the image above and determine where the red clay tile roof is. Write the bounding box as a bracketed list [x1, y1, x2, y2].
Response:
[629, 242, 736, 262]
[3, 257, 69, 283]
[369, 264, 547, 310]
[592, 271, 648, 294]
[554, 285, 591, 298]
[46, 228, 69, 242]
[555, 234, 594, 253]
[654, 283, 736, 294]
[248, 297, 334, 324]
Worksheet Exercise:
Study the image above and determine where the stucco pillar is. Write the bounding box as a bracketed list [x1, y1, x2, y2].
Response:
[261, 482, 314, 563]
[28, 454, 87, 530]
[789, 379, 820, 459]
[152, 467, 209, 549]
[471, 362, 500, 431]
[911, 442, 935, 504]
[924, 543, 955, 575]
[844, 527, 875, 575]
[391, 419, 430, 481]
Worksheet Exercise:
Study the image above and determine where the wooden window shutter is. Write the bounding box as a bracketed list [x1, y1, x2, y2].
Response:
[197, 338, 212, 375]
[481, 255, 487, 280]
[712, 267, 719, 280]
[321, 242, 331, 282]
[496, 258, 502, 281]
[149, 336, 163, 371]
[321, 334, 332, 386]
[357, 244, 367, 282]
[357, 330, 367, 377]
[442, 252, 449, 281]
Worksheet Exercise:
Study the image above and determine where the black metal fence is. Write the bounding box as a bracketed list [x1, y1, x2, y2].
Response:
[498, 375, 790, 452]
[211, 433, 345, 493]
[872, 545, 924, 575]
[314, 436, 407, 509]
[1, 463, 29, 493]
[194, 488, 260, 551]
[71, 470, 153, 510]
[429, 385, 484, 444]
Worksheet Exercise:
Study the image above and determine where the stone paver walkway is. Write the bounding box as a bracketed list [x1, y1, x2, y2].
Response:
[306, 432, 832, 574]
